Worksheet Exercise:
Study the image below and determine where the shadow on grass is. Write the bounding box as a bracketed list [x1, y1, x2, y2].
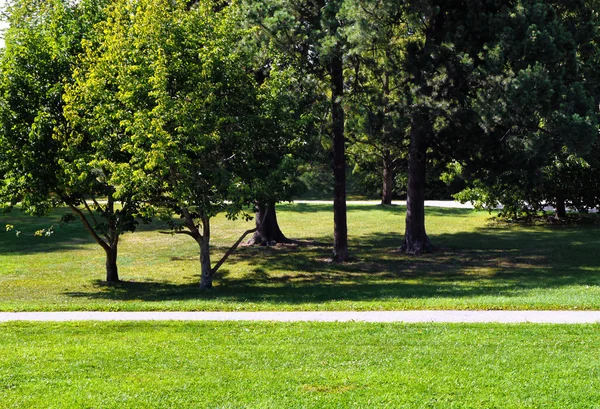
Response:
[0, 204, 478, 255]
[0, 210, 94, 255]
[0, 209, 182, 254]
[64, 223, 600, 304]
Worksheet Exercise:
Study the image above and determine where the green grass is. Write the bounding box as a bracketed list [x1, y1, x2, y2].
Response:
[1, 321, 600, 408]
[2, 203, 600, 311]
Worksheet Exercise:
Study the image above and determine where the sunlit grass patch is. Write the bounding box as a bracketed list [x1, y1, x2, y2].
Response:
[1, 322, 600, 408]
[1, 203, 600, 311]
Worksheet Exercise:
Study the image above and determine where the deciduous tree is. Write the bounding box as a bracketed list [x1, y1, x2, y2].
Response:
[0, 0, 144, 282]
[68, 0, 301, 288]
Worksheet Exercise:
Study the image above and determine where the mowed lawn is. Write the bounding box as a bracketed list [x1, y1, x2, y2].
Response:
[1, 322, 600, 408]
[1, 203, 600, 311]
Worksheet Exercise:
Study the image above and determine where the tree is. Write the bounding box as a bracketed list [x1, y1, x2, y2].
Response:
[0, 0, 145, 282]
[67, 0, 294, 289]
[245, 0, 350, 261]
[344, 0, 599, 252]
[395, 0, 510, 254]
[452, 0, 600, 220]
[244, 61, 317, 246]
[341, 0, 412, 205]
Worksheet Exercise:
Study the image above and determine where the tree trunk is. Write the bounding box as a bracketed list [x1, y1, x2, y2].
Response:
[199, 217, 212, 290]
[402, 111, 433, 254]
[248, 202, 291, 246]
[382, 151, 394, 205]
[67, 199, 121, 283]
[555, 192, 567, 219]
[199, 238, 212, 290]
[105, 245, 119, 283]
[330, 53, 348, 262]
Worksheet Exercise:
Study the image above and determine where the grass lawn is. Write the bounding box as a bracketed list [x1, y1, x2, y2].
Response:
[1, 321, 600, 408]
[1, 203, 600, 311]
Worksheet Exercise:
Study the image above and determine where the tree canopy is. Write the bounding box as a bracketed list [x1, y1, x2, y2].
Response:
[0, 0, 146, 282]
[1, 0, 600, 287]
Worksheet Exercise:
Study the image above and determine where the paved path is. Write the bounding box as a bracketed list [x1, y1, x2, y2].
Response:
[2, 311, 600, 323]
[293, 199, 598, 213]
[294, 200, 476, 208]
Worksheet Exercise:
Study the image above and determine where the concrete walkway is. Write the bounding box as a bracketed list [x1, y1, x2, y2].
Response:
[294, 200, 475, 208]
[2, 311, 600, 323]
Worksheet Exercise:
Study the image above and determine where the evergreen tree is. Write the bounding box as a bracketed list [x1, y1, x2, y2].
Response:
[245, 0, 350, 261]
[346, 0, 599, 250]
[454, 0, 600, 220]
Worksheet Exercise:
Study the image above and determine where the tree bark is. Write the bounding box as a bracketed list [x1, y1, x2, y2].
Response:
[199, 217, 212, 290]
[555, 192, 567, 219]
[247, 202, 291, 245]
[382, 150, 394, 205]
[104, 245, 119, 283]
[330, 53, 348, 262]
[178, 210, 258, 289]
[67, 201, 121, 282]
[199, 237, 212, 290]
[402, 110, 433, 254]
[180, 208, 213, 289]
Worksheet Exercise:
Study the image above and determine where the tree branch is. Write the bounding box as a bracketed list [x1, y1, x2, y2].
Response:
[91, 197, 104, 213]
[67, 202, 110, 252]
[210, 226, 257, 275]
[181, 207, 201, 239]
[83, 199, 100, 227]
[210, 206, 270, 275]
[349, 136, 385, 156]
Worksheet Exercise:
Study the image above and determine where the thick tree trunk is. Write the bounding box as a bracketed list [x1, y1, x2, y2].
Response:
[382, 151, 394, 205]
[402, 111, 433, 254]
[248, 202, 290, 245]
[330, 53, 348, 262]
[555, 192, 567, 219]
[104, 245, 119, 283]
[199, 217, 212, 290]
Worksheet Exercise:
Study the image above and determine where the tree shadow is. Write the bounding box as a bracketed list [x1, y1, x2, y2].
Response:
[63, 223, 600, 305]
[422, 207, 481, 217]
[65, 279, 202, 301]
[0, 203, 478, 256]
[0, 209, 194, 254]
[0, 210, 94, 255]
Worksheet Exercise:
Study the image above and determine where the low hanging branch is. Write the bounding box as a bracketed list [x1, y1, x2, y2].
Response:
[66, 201, 110, 253]
[210, 225, 257, 275]
[211, 205, 270, 275]
[158, 226, 255, 275]
[158, 205, 270, 276]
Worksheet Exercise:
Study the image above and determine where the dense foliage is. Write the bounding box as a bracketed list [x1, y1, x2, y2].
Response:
[0, 0, 146, 282]
[1, 0, 599, 285]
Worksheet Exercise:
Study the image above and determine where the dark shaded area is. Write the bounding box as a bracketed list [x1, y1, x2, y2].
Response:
[0, 204, 477, 255]
[0, 207, 180, 255]
[64, 224, 600, 305]
[0, 210, 93, 255]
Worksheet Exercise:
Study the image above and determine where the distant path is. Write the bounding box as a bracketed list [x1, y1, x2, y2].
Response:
[2, 311, 600, 323]
[294, 200, 598, 213]
[293, 200, 475, 208]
